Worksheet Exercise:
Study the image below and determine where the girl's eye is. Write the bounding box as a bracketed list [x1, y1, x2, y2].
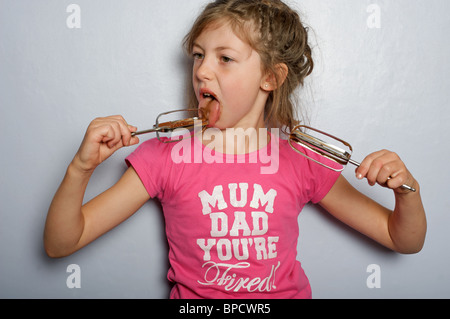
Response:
[193, 52, 204, 60]
[221, 56, 233, 63]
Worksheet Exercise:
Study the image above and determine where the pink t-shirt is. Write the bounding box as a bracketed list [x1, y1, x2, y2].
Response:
[126, 133, 341, 299]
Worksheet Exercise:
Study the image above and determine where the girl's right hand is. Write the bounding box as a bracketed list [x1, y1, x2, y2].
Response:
[72, 115, 139, 174]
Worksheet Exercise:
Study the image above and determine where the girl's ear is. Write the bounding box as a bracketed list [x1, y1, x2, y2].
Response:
[261, 63, 288, 91]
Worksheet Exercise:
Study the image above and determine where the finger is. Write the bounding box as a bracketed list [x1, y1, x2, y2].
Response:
[128, 125, 140, 146]
[376, 160, 395, 186]
[385, 164, 413, 191]
[91, 116, 138, 148]
[102, 122, 122, 149]
[92, 123, 114, 145]
[108, 115, 137, 147]
[355, 150, 389, 181]
[357, 150, 404, 187]
[376, 159, 406, 188]
[386, 171, 407, 190]
[118, 123, 138, 147]
[366, 156, 386, 186]
[359, 150, 411, 190]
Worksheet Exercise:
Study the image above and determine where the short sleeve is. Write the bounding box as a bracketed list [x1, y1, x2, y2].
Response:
[309, 164, 341, 203]
[290, 143, 342, 204]
[125, 138, 171, 199]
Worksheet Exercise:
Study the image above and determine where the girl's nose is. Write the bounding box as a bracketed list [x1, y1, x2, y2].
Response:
[195, 58, 214, 82]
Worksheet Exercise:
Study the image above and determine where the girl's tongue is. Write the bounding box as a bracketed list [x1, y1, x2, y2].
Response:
[198, 98, 220, 127]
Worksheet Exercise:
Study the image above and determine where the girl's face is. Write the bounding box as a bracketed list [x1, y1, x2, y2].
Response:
[192, 21, 270, 130]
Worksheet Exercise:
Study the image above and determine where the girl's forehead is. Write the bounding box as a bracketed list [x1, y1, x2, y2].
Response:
[195, 19, 256, 49]
[197, 20, 236, 40]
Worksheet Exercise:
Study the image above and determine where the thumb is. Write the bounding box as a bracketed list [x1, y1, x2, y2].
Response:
[129, 135, 140, 146]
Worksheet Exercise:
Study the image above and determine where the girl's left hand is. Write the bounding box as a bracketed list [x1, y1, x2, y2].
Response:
[355, 150, 417, 194]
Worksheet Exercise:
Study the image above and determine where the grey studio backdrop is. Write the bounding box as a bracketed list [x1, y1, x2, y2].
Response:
[1, 0, 449, 299]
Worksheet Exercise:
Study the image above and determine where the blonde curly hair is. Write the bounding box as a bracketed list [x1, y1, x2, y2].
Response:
[184, 0, 313, 133]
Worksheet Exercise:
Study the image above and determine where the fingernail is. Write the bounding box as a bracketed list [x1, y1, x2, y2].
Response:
[357, 173, 363, 180]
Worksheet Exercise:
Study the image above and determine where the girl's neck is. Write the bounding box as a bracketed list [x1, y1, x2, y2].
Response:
[201, 125, 271, 155]
[201, 93, 270, 155]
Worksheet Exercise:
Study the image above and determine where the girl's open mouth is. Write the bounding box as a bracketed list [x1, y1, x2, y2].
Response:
[198, 92, 221, 127]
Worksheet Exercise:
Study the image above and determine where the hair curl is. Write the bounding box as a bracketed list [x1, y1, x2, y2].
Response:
[184, 0, 313, 133]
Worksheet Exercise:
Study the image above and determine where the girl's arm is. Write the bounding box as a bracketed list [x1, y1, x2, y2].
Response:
[319, 150, 426, 254]
[44, 116, 150, 258]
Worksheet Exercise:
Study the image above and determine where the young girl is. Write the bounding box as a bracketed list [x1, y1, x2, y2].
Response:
[44, 0, 426, 299]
